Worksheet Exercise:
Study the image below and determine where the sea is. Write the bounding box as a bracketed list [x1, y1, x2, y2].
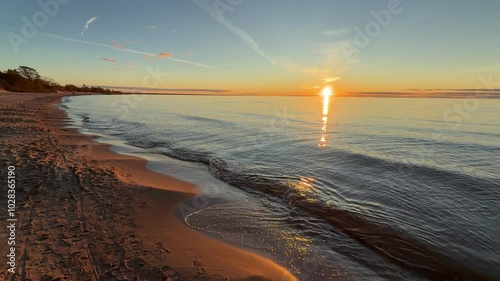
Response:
[61, 94, 500, 281]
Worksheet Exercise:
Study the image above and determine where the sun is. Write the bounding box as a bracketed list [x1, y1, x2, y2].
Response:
[322, 86, 333, 97]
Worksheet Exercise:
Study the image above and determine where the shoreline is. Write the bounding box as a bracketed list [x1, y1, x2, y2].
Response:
[0, 92, 297, 281]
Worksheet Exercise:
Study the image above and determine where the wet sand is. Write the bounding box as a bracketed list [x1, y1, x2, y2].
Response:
[0, 92, 297, 281]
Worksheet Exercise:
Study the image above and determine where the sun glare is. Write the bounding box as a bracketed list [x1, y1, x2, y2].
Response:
[322, 87, 332, 97]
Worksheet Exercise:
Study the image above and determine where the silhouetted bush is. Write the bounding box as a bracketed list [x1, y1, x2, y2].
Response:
[0, 66, 121, 94]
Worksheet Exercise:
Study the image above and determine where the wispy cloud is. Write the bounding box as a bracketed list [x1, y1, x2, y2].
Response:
[311, 40, 354, 83]
[147, 26, 176, 32]
[322, 27, 352, 37]
[40, 32, 238, 74]
[156, 52, 173, 59]
[192, 0, 348, 87]
[102, 58, 115, 62]
[112, 40, 125, 50]
[347, 90, 500, 99]
[193, 0, 276, 65]
[103, 85, 232, 94]
[126, 39, 143, 44]
[273, 40, 352, 88]
[81, 16, 97, 35]
[324, 77, 341, 83]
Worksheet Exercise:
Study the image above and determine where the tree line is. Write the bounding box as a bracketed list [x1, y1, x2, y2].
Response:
[0, 66, 120, 94]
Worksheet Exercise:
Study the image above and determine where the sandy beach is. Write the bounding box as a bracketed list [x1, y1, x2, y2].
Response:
[0, 92, 297, 281]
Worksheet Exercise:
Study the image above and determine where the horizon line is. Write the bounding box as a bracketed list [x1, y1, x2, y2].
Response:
[69, 92, 500, 99]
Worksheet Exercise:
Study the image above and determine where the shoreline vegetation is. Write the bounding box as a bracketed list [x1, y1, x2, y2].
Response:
[0, 92, 297, 280]
[0, 66, 120, 94]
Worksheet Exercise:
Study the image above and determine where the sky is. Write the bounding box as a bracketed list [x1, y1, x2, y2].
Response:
[1, 0, 500, 96]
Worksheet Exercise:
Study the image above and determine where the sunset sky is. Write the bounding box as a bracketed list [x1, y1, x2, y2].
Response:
[1, 0, 500, 96]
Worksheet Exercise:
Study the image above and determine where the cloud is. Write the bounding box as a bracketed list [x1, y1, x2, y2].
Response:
[81, 16, 97, 35]
[300, 84, 322, 90]
[112, 40, 126, 50]
[126, 39, 143, 44]
[273, 41, 351, 83]
[324, 77, 341, 83]
[193, 0, 276, 65]
[103, 86, 232, 94]
[40, 32, 238, 74]
[121, 36, 144, 44]
[309, 40, 354, 83]
[102, 58, 116, 62]
[346, 90, 500, 99]
[155, 52, 173, 59]
[192, 0, 347, 85]
[322, 27, 352, 37]
[147, 26, 176, 32]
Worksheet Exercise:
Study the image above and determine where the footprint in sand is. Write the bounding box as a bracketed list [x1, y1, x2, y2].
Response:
[161, 265, 181, 281]
[128, 234, 139, 245]
[125, 257, 145, 270]
[155, 242, 171, 254]
[193, 260, 206, 277]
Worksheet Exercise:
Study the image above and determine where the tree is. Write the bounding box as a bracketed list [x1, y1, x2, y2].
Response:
[17, 66, 40, 81]
[41, 77, 59, 87]
[1, 66, 122, 94]
[65, 84, 79, 92]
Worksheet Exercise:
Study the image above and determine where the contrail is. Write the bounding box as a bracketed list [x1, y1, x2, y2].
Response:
[193, 0, 276, 66]
[81, 16, 97, 35]
[192, 0, 347, 85]
[40, 32, 239, 74]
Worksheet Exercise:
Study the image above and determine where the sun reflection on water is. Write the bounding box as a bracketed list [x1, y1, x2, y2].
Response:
[295, 177, 315, 194]
[319, 87, 332, 147]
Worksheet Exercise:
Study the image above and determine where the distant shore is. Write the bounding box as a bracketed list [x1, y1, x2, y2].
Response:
[0, 92, 296, 281]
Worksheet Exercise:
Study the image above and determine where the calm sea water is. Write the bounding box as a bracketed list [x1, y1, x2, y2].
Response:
[62, 95, 500, 281]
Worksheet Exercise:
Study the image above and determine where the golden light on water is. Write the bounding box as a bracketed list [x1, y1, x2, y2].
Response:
[293, 177, 316, 196]
[322, 87, 332, 115]
[319, 86, 333, 147]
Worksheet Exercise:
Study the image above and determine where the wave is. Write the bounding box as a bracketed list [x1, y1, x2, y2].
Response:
[178, 114, 234, 126]
[61, 97, 500, 280]
[209, 156, 499, 280]
[139, 140, 498, 280]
